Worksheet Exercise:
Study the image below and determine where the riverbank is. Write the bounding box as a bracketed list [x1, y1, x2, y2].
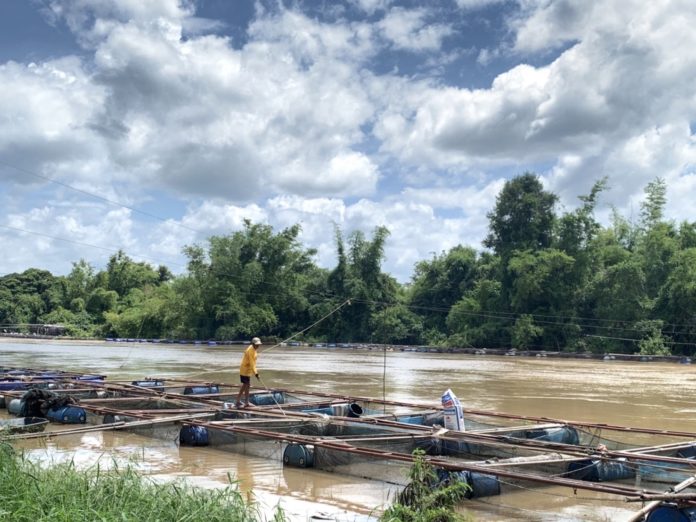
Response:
[1, 333, 689, 365]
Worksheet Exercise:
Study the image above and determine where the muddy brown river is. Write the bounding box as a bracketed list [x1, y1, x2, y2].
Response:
[2, 338, 694, 521]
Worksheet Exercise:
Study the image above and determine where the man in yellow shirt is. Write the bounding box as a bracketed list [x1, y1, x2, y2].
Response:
[235, 337, 261, 408]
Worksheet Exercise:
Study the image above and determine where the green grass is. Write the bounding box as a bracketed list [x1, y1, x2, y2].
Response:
[0, 443, 286, 522]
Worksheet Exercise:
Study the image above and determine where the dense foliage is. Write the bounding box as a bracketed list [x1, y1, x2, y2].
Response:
[2, 175, 696, 355]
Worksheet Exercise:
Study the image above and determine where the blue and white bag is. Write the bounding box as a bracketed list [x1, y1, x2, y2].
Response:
[441, 388, 465, 431]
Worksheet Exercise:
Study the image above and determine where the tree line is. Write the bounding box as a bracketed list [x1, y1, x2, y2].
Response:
[2, 173, 696, 355]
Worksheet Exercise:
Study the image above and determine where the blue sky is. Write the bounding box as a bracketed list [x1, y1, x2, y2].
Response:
[1, 0, 695, 282]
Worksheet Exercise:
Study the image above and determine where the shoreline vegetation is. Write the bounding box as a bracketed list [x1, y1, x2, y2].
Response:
[0, 443, 286, 522]
[0, 439, 465, 522]
[3, 175, 696, 357]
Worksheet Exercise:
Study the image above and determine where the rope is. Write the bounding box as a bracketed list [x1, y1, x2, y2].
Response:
[260, 299, 352, 354]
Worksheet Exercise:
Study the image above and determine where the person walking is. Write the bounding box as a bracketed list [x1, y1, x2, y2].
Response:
[235, 337, 261, 408]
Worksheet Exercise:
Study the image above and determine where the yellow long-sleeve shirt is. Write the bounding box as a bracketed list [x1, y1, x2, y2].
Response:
[239, 344, 258, 377]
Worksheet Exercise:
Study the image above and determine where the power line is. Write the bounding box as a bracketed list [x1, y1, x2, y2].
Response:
[0, 223, 186, 270]
[0, 159, 199, 233]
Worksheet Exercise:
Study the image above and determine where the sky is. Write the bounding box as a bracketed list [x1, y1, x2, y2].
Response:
[1, 0, 695, 283]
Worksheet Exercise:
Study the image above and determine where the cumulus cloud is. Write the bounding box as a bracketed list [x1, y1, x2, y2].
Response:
[376, 0, 696, 210]
[3, 0, 696, 283]
[377, 7, 453, 51]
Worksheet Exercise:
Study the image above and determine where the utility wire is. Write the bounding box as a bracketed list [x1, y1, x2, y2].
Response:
[0, 223, 186, 270]
[0, 159, 199, 233]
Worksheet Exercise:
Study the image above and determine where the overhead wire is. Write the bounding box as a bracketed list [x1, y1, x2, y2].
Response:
[0, 159, 199, 233]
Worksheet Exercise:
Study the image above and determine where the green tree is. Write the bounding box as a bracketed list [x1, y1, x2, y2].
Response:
[371, 304, 423, 345]
[511, 314, 543, 349]
[409, 246, 478, 334]
[484, 173, 557, 259]
[103, 251, 161, 298]
[323, 226, 399, 342]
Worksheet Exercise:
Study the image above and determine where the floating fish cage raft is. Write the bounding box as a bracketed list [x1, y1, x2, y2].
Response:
[2, 367, 696, 521]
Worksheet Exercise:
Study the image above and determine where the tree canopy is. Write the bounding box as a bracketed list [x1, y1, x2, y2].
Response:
[3, 175, 696, 356]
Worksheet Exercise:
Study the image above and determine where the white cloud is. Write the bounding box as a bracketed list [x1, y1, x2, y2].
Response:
[378, 7, 453, 51]
[4, 0, 696, 284]
[455, 0, 506, 10]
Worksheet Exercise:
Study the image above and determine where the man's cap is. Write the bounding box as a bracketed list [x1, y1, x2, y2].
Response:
[252, 337, 262, 346]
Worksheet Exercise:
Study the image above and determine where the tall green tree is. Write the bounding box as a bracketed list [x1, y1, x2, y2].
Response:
[409, 246, 478, 336]
[484, 173, 558, 258]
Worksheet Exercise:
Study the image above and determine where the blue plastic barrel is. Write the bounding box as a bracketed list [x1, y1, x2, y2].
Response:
[646, 505, 696, 522]
[440, 470, 500, 498]
[78, 374, 106, 382]
[131, 380, 164, 391]
[7, 398, 22, 415]
[180, 425, 210, 446]
[183, 386, 220, 395]
[566, 458, 635, 481]
[466, 471, 501, 498]
[283, 443, 314, 467]
[0, 381, 27, 391]
[525, 426, 579, 445]
[677, 445, 696, 459]
[250, 391, 285, 406]
[46, 406, 86, 424]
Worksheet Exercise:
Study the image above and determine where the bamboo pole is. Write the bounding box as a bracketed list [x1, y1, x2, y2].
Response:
[6, 412, 215, 440]
[626, 475, 696, 522]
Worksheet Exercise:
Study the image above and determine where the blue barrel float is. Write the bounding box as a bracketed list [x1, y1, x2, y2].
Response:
[180, 425, 209, 446]
[440, 470, 501, 498]
[46, 406, 86, 424]
[0, 381, 27, 391]
[646, 505, 696, 522]
[283, 443, 315, 468]
[249, 391, 285, 406]
[7, 398, 22, 415]
[131, 380, 165, 392]
[677, 445, 696, 459]
[183, 385, 220, 395]
[566, 458, 635, 481]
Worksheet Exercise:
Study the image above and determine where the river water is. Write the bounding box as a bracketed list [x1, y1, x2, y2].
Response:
[2, 338, 695, 521]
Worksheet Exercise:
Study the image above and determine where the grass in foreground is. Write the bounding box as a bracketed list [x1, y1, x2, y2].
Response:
[0, 443, 286, 522]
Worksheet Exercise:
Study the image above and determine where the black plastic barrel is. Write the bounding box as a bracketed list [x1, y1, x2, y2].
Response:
[566, 458, 635, 481]
[283, 443, 315, 467]
[103, 414, 122, 424]
[346, 403, 363, 418]
[183, 386, 220, 395]
[180, 425, 210, 446]
[46, 406, 86, 424]
[646, 505, 696, 522]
